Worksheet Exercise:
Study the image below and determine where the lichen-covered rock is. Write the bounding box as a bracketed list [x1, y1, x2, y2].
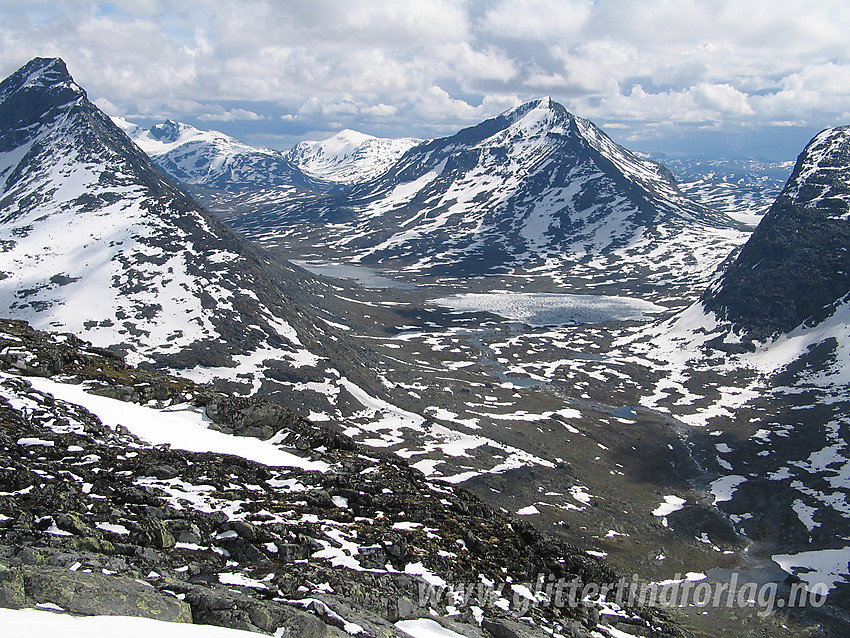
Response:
[9, 564, 192, 622]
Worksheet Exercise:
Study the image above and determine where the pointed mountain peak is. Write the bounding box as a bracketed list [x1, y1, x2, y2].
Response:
[496, 96, 572, 132]
[0, 57, 81, 100]
[0, 58, 86, 137]
[30, 56, 70, 74]
[14, 57, 72, 83]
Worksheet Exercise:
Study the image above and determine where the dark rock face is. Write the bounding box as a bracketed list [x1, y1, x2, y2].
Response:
[703, 126, 850, 338]
[205, 395, 356, 450]
[0, 58, 82, 149]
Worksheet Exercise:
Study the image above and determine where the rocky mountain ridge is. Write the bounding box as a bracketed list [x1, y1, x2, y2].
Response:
[702, 125, 850, 338]
[0, 57, 391, 416]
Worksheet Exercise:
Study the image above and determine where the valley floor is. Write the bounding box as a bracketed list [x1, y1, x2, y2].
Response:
[250, 246, 850, 638]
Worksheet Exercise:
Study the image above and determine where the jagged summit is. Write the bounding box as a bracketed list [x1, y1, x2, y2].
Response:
[703, 125, 850, 337]
[147, 118, 186, 143]
[500, 95, 554, 123]
[0, 57, 77, 97]
[0, 58, 86, 143]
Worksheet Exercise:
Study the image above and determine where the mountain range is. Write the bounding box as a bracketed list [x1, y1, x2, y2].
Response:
[119, 119, 419, 191]
[186, 99, 752, 322]
[114, 117, 323, 192]
[2, 56, 850, 637]
[659, 156, 792, 226]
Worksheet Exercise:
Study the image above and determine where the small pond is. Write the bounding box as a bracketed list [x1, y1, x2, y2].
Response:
[292, 261, 413, 289]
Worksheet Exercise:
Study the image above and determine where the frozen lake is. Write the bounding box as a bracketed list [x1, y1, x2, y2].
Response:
[430, 291, 665, 326]
[291, 261, 413, 289]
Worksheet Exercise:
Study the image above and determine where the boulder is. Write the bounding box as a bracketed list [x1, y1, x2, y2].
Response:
[6, 564, 192, 622]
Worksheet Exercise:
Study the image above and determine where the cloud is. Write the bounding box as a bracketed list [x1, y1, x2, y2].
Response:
[754, 62, 850, 122]
[197, 107, 265, 122]
[362, 103, 398, 117]
[481, 0, 593, 40]
[433, 42, 517, 84]
[691, 83, 754, 117]
[1, 0, 849, 157]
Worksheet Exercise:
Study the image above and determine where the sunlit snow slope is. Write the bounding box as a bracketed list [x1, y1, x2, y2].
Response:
[288, 129, 422, 185]
[116, 117, 321, 192]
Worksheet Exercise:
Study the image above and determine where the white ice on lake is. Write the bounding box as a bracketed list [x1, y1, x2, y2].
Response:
[430, 292, 664, 326]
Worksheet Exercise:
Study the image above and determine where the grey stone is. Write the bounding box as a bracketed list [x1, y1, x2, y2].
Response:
[19, 565, 192, 622]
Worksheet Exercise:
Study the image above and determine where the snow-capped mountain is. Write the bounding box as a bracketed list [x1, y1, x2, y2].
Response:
[337, 97, 738, 269]
[118, 119, 419, 192]
[287, 129, 422, 184]
[703, 126, 850, 338]
[116, 117, 322, 192]
[0, 58, 345, 387]
[225, 98, 746, 292]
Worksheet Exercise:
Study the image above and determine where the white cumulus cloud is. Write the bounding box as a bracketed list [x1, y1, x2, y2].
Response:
[0, 0, 847, 156]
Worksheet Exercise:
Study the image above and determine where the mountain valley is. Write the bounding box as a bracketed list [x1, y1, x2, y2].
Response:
[1, 57, 848, 638]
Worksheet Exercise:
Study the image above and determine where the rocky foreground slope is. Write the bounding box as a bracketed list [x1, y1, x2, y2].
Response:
[0, 318, 682, 637]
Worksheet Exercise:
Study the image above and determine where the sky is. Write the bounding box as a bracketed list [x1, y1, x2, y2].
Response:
[1, 0, 848, 160]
